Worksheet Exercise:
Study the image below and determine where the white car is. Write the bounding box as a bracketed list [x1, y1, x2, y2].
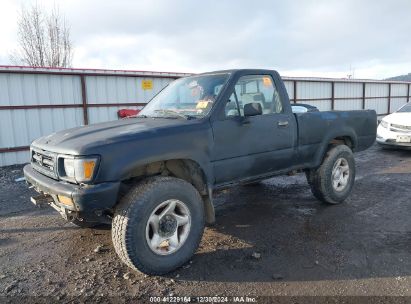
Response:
[377, 103, 411, 148]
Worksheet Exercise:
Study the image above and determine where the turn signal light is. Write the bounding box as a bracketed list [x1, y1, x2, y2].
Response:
[58, 195, 74, 206]
[83, 161, 96, 179]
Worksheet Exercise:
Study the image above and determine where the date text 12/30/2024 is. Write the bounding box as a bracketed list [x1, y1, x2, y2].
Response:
[149, 296, 257, 303]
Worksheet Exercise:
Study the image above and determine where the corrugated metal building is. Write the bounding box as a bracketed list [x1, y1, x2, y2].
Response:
[281, 76, 410, 114]
[0, 66, 410, 166]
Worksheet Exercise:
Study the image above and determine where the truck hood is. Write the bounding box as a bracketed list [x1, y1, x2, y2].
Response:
[32, 117, 192, 155]
[383, 112, 411, 126]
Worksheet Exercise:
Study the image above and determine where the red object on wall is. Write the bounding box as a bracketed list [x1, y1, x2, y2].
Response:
[118, 109, 140, 118]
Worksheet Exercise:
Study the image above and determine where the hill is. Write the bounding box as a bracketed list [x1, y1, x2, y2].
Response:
[386, 73, 411, 81]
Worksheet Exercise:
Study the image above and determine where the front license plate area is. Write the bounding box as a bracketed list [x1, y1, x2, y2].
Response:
[396, 135, 411, 143]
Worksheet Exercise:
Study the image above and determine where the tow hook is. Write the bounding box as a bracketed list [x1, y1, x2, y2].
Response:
[30, 194, 54, 207]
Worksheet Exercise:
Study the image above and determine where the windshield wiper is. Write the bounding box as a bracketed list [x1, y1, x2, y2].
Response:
[123, 114, 148, 119]
[153, 109, 197, 120]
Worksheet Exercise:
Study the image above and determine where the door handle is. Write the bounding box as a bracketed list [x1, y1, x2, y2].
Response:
[278, 121, 289, 127]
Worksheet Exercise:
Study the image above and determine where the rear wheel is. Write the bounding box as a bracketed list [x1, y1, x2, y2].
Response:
[112, 176, 205, 275]
[306, 145, 355, 204]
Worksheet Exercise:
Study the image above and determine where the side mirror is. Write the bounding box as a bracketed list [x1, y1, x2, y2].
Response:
[244, 102, 262, 117]
[291, 105, 308, 113]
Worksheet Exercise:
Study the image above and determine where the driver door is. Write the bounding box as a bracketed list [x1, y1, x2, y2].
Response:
[211, 74, 296, 184]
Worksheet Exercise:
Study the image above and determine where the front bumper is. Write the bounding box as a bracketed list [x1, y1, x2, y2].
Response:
[24, 164, 120, 222]
[376, 125, 411, 148]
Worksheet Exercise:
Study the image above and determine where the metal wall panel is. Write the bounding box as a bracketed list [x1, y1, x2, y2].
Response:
[365, 98, 389, 115]
[296, 81, 332, 111]
[0, 150, 29, 168]
[297, 81, 332, 99]
[0, 73, 82, 106]
[88, 106, 120, 124]
[0, 72, 84, 166]
[334, 99, 363, 111]
[85, 76, 173, 104]
[390, 84, 408, 112]
[335, 82, 363, 98]
[0, 108, 83, 149]
[283, 80, 294, 100]
[390, 84, 408, 96]
[365, 83, 389, 97]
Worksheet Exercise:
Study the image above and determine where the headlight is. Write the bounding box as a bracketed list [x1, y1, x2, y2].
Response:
[60, 156, 99, 183]
[380, 120, 389, 128]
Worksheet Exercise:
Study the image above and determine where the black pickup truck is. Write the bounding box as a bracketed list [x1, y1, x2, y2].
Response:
[24, 69, 377, 274]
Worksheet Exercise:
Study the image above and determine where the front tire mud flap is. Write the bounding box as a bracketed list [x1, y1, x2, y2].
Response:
[203, 186, 215, 225]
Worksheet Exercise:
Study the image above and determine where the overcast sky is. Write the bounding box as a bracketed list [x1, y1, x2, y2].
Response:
[0, 0, 410, 79]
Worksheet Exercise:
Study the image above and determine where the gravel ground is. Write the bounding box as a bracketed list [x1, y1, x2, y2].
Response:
[0, 144, 410, 302]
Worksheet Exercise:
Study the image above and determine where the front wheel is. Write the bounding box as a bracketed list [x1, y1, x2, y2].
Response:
[306, 145, 355, 204]
[112, 176, 205, 275]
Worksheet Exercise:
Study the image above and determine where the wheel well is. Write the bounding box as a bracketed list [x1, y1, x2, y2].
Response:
[329, 136, 354, 149]
[121, 159, 208, 196]
[119, 159, 215, 225]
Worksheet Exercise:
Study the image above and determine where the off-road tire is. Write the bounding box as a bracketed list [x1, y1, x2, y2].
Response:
[112, 176, 205, 275]
[306, 145, 355, 204]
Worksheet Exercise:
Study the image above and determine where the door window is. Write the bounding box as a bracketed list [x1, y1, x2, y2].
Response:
[225, 75, 283, 117]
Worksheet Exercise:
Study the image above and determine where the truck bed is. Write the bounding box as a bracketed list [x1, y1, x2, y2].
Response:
[295, 110, 377, 167]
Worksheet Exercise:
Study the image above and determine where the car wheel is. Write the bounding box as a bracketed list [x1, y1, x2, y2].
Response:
[112, 176, 205, 275]
[306, 145, 355, 204]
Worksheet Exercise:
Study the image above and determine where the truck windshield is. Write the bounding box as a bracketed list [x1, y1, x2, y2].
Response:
[139, 73, 230, 119]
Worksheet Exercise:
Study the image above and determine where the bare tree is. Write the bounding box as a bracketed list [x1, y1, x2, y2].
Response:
[11, 4, 73, 67]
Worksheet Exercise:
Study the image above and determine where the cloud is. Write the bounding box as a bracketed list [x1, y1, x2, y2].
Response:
[1, 0, 411, 79]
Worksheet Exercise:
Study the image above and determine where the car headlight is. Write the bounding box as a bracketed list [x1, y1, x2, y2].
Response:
[59, 156, 99, 183]
[380, 120, 389, 129]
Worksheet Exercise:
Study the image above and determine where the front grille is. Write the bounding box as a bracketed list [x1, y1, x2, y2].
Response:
[31, 148, 58, 179]
[390, 123, 411, 133]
